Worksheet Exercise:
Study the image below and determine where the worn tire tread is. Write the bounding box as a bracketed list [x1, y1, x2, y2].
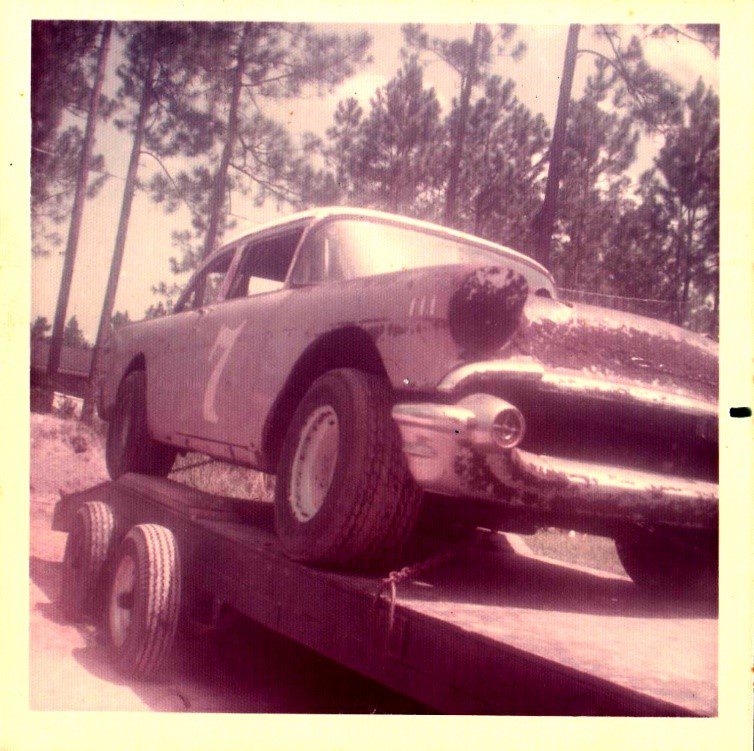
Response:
[275, 369, 423, 569]
[60, 501, 115, 620]
[110, 523, 181, 681]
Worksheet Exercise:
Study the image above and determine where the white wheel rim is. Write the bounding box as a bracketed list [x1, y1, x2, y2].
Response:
[109, 554, 136, 649]
[289, 405, 339, 522]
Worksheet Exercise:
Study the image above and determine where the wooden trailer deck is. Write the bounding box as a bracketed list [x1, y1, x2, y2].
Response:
[53, 474, 717, 716]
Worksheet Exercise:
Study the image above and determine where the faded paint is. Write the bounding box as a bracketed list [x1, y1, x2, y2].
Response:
[99, 208, 718, 537]
[202, 321, 247, 424]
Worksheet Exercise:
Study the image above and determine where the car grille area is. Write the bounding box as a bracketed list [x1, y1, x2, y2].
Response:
[478, 386, 718, 483]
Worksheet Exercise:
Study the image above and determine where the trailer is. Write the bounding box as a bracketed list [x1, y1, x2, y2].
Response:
[52, 473, 717, 716]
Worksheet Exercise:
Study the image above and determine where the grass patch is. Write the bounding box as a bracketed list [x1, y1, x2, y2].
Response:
[525, 528, 627, 576]
[169, 453, 274, 502]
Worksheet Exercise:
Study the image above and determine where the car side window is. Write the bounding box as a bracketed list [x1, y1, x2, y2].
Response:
[174, 248, 235, 313]
[227, 228, 304, 298]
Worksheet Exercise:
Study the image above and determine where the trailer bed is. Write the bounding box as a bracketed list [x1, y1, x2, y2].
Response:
[53, 474, 717, 716]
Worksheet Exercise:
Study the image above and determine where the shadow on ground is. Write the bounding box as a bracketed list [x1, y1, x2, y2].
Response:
[390, 535, 718, 620]
[29, 554, 426, 713]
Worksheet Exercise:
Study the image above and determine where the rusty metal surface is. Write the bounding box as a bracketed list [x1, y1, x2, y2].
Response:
[509, 295, 718, 401]
[394, 395, 717, 529]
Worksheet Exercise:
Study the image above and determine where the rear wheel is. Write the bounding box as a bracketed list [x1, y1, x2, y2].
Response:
[106, 370, 176, 479]
[60, 501, 115, 620]
[107, 524, 182, 680]
[274, 368, 423, 569]
[614, 527, 717, 597]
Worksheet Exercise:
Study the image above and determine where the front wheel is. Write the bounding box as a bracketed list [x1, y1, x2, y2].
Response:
[274, 369, 423, 569]
[106, 371, 177, 479]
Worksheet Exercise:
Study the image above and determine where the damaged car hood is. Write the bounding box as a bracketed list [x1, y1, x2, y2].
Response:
[507, 295, 718, 404]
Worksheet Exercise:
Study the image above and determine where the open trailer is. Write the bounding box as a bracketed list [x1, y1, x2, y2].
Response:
[52, 473, 717, 716]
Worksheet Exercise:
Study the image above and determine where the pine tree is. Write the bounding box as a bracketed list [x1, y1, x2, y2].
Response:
[321, 57, 443, 215]
[551, 92, 639, 291]
[402, 23, 526, 226]
[30, 316, 52, 341]
[110, 310, 133, 330]
[62, 316, 88, 349]
[610, 81, 719, 330]
[31, 21, 114, 260]
[455, 76, 550, 248]
[148, 22, 371, 278]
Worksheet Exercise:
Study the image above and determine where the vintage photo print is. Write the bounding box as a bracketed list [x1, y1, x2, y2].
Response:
[4, 1, 752, 750]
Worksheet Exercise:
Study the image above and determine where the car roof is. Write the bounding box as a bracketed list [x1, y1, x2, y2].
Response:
[212, 206, 554, 282]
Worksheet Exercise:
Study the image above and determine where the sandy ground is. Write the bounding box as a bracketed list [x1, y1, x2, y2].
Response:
[29, 413, 422, 712]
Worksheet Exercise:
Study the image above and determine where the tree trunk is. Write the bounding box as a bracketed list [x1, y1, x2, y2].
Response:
[711, 278, 719, 336]
[679, 208, 697, 327]
[671, 208, 686, 325]
[443, 23, 483, 227]
[46, 21, 112, 397]
[531, 24, 580, 269]
[201, 22, 251, 261]
[80, 36, 156, 422]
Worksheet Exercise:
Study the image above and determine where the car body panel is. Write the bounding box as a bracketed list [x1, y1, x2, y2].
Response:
[99, 207, 717, 533]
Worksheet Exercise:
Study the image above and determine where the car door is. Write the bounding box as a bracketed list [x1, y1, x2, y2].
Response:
[184, 223, 307, 462]
[148, 245, 241, 449]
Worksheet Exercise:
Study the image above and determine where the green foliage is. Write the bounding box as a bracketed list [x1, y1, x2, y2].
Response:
[402, 24, 526, 224]
[314, 57, 444, 215]
[31, 316, 52, 341]
[550, 92, 639, 290]
[31, 21, 113, 256]
[455, 76, 550, 246]
[62, 315, 89, 349]
[143, 21, 372, 302]
[127, 23, 717, 334]
[111, 310, 133, 330]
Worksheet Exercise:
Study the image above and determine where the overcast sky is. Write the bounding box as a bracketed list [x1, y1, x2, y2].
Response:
[31, 23, 718, 339]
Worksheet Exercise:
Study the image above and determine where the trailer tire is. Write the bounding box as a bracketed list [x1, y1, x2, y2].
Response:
[106, 370, 176, 479]
[107, 524, 182, 680]
[275, 368, 423, 569]
[60, 501, 116, 621]
[614, 528, 717, 597]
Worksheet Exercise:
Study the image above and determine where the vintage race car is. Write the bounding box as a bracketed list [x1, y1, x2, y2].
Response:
[100, 207, 718, 589]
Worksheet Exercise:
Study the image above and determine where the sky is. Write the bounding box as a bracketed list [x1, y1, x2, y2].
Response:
[30, 23, 719, 340]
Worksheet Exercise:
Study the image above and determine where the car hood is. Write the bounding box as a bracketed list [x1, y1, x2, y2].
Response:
[507, 295, 718, 404]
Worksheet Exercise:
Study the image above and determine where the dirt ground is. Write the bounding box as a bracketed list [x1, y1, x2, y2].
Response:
[29, 412, 423, 712]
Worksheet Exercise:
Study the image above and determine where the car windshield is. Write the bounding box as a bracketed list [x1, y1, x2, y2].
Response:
[308, 218, 507, 281]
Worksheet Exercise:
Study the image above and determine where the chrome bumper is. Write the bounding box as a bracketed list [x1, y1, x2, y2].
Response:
[392, 396, 718, 529]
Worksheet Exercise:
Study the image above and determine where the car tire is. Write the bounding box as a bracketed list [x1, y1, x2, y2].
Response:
[106, 370, 177, 479]
[107, 524, 182, 680]
[614, 528, 717, 597]
[274, 368, 423, 569]
[60, 501, 116, 621]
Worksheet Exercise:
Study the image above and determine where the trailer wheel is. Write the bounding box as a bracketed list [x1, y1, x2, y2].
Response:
[275, 368, 423, 569]
[60, 501, 116, 620]
[106, 370, 176, 479]
[614, 528, 717, 597]
[107, 524, 182, 680]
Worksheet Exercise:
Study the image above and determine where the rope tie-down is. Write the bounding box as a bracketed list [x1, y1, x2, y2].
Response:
[373, 535, 476, 643]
